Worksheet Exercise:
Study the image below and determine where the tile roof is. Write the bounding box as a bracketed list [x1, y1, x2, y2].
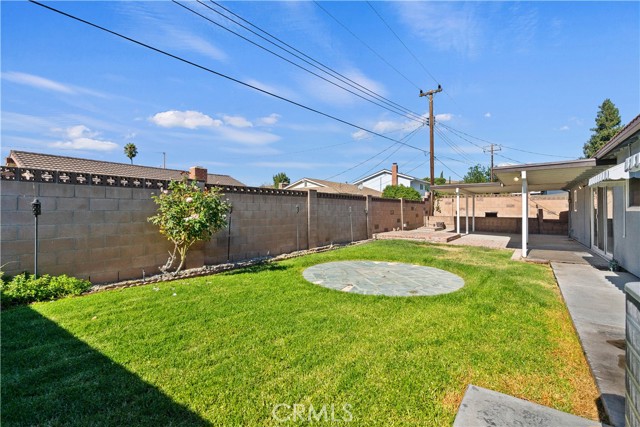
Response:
[6, 150, 245, 186]
[286, 178, 382, 197]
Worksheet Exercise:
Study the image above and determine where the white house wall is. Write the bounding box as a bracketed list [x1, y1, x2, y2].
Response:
[614, 139, 640, 277]
[569, 185, 591, 247]
[360, 175, 427, 197]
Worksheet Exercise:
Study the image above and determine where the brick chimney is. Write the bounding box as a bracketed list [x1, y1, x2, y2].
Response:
[189, 166, 208, 182]
[391, 163, 398, 186]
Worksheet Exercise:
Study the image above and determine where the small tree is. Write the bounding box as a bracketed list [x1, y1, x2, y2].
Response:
[583, 99, 623, 158]
[124, 143, 138, 164]
[148, 179, 230, 273]
[382, 184, 422, 201]
[273, 172, 290, 188]
[463, 164, 491, 183]
[434, 171, 447, 185]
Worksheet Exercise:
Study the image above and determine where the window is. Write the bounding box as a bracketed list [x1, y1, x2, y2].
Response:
[420, 184, 424, 190]
[629, 178, 640, 207]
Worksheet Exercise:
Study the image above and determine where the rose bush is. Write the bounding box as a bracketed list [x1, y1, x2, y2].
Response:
[148, 179, 230, 273]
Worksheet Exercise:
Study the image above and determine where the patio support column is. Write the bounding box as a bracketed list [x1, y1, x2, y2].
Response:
[521, 171, 528, 257]
[456, 187, 460, 234]
[465, 194, 469, 235]
[472, 195, 476, 232]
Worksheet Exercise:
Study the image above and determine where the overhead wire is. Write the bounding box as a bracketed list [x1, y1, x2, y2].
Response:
[205, 0, 425, 122]
[326, 124, 425, 181]
[314, 1, 422, 90]
[174, 0, 425, 123]
[438, 122, 575, 159]
[365, 1, 457, 104]
[28, 0, 429, 155]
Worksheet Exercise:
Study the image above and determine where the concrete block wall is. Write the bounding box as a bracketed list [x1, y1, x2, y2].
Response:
[315, 193, 368, 246]
[1, 180, 424, 283]
[202, 190, 308, 264]
[435, 194, 569, 220]
[368, 198, 428, 233]
[1, 181, 171, 283]
[428, 216, 568, 235]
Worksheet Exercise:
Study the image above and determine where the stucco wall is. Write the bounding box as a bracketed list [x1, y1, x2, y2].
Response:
[568, 185, 592, 247]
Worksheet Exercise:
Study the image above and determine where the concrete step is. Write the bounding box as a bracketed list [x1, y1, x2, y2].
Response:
[454, 385, 610, 427]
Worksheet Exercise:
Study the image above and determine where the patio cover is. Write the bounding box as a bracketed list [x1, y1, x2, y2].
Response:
[432, 158, 613, 257]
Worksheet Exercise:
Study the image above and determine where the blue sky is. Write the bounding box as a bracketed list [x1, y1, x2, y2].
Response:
[2, 1, 639, 186]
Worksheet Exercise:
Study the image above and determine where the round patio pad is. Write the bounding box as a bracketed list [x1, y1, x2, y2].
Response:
[303, 261, 464, 296]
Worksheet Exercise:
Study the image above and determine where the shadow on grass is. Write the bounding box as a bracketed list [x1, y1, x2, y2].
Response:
[1, 306, 209, 427]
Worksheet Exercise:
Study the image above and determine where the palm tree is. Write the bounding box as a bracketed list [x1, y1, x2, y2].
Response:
[124, 143, 138, 164]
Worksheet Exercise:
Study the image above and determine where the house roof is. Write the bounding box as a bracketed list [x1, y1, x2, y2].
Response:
[6, 150, 245, 186]
[594, 113, 640, 159]
[285, 177, 382, 197]
[351, 169, 429, 186]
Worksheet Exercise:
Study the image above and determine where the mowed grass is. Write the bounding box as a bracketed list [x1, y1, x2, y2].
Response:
[2, 240, 600, 426]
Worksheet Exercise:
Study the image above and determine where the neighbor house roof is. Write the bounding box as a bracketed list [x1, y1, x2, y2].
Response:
[285, 177, 382, 197]
[6, 150, 245, 186]
[351, 169, 429, 186]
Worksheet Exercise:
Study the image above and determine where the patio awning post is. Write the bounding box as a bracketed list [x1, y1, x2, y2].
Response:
[456, 187, 460, 234]
[472, 195, 476, 232]
[521, 171, 528, 257]
[465, 194, 469, 235]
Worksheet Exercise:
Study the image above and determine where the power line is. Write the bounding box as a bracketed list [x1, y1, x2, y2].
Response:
[314, 1, 421, 90]
[205, 0, 425, 122]
[350, 126, 423, 182]
[326, 124, 424, 181]
[28, 0, 428, 155]
[366, 2, 457, 105]
[434, 156, 464, 179]
[174, 0, 424, 123]
[438, 122, 575, 159]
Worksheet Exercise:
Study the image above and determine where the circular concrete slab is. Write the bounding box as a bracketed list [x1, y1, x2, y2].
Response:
[303, 261, 464, 296]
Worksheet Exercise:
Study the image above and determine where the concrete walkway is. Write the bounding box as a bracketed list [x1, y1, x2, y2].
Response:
[553, 262, 631, 427]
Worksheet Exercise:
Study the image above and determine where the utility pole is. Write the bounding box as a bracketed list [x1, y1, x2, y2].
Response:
[162, 152, 166, 169]
[419, 84, 442, 215]
[482, 143, 502, 182]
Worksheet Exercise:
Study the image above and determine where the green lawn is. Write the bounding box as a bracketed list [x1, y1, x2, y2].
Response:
[2, 240, 599, 426]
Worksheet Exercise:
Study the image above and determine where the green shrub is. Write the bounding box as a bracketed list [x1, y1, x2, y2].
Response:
[382, 184, 423, 201]
[0, 273, 92, 307]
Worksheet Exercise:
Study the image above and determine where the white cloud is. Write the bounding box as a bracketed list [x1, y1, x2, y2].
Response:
[435, 113, 453, 122]
[484, 112, 492, 118]
[257, 113, 281, 126]
[245, 79, 298, 100]
[2, 71, 74, 93]
[1, 71, 108, 98]
[396, 2, 482, 57]
[217, 126, 280, 146]
[168, 29, 227, 62]
[251, 161, 320, 169]
[300, 68, 387, 107]
[223, 115, 253, 128]
[150, 110, 222, 129]
[351, 129, 370, 140]
[49, 126, 118, 152]
[559, 125, 570, 131]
